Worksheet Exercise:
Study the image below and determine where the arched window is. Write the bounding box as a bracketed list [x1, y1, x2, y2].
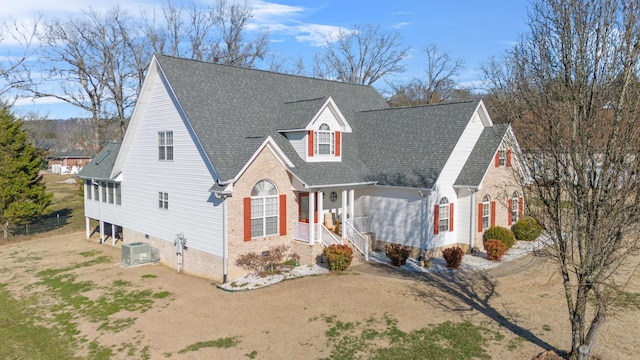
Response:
[482, 195, 491, 230]
[315, 123, 334, 155]
[251, 180, 279, 238]
[510, 191, 519, 224]
[439, 197, 450, 233]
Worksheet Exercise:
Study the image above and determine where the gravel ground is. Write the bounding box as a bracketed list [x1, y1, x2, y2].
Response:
[218, 237, 549, 291]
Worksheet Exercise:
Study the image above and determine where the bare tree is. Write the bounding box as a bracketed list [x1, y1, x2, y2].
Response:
[32, 7, 139, 150]
[141, 0, 269, 67]
[210, 0, 269, 67]
[490, 1, 640, 359]
[314, 24, 409, 86]
[0, 16, 40, 102]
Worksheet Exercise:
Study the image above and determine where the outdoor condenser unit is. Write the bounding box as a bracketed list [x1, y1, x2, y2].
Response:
[122, 242, 151, 266]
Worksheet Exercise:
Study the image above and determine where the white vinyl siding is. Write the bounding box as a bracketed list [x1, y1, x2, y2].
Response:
[355, 187, 422, 249]
[119, 71, 224, 256]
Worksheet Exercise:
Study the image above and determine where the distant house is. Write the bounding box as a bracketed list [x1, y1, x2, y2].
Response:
[78, 55, 526, 283]
[47, 149, 94, 174]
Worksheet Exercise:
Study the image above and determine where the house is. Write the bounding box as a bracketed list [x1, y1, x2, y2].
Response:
[47, 149, 94, 174]
[78, 55, 525, 283]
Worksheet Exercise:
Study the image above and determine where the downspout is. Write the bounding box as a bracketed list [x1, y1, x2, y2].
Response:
[222, 195, 229, 283]
[418, 189, 428, 258]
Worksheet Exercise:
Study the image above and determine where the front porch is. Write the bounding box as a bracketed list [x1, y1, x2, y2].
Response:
[293, 216, 370, 261]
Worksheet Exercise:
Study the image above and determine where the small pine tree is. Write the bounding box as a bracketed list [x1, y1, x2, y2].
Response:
[0, 107, 52, 238]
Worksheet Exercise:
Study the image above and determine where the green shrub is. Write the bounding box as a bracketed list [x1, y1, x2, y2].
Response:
[485, 239, 507, 261]
[442, 247, 464, 269]
[385, 243, 411, 266]
[323, 244, 353, 272]
[512, 217, 543, 241]
[484, 226, 515, 249]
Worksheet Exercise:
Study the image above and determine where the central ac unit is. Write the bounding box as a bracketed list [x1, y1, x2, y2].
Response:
[122, 242, 151, 266]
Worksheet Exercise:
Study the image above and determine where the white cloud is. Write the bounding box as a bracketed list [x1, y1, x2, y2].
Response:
[391, 22, 411, 29]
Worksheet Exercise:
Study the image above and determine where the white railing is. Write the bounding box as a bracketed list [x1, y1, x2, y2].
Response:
[320, 225, 342, 247]
[351, 216, 370, 233]
[343, 220, 369, 261]
[293, 222, 321, 243]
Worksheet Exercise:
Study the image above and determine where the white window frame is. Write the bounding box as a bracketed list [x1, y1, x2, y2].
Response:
[158, 131, 174, 161]
[158, 192, 169, 210]
[482, 194, 490, 230]
[251, 180, 279, 238]
[314, 123, 334, 155]
[438, 197, 449, 233]
[499, 144, 507, 167]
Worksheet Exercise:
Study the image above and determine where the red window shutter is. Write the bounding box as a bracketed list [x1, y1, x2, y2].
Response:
[508, 200, 513, 226]
[244, 197, 252, 241]
[449, 203, 454, 231]
[433, 205, 439, 235]
[507, 149, 512, 167]
[519, 197, 524, 218]
[477, 203, 483, 232]
[335, 131, 341, 156]
[495, 152, 500, 167]
[308, 130, 314, 157]
[490, 201, 496, 227]
[279, 194, 287, 236]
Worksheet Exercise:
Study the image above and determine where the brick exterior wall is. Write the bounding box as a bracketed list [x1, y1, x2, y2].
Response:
[123, 228, 224, 281]
[473, 146, 523, 250]
[226, 146, 323, 280]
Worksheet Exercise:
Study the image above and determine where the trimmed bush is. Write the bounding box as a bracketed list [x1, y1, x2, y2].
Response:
[385, 243, 411, 266]
[323, 244, 353, 272]
[235, 245, 299, 276]
[484, 226, 516, 249]
[512, 217, 543, 241]
[442, 247, 464, 269]
[485, 239, 507, 261]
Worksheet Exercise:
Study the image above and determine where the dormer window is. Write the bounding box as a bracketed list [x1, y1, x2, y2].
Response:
[315, 123, 334, 155]
[307, 124, 341, 159]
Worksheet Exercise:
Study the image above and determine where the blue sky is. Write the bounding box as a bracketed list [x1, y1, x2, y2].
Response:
[3, 0, 530, 119]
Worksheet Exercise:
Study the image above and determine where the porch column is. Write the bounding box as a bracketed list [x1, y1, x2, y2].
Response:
[111, 223, 116, 245]
[317, 191, 324, 226]
[85, 216, 90, 239]
[341, 190, 348, 223]
[348, 189, 355, 221]
[309, 191, 316, 244]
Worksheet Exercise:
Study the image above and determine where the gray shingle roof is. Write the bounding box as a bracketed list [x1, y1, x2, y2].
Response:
[77, 142, 121, 180]
[353, 101, 482, 188]
[98, 56, 500, 190]
[454, 124, 510, 187]
[155, 55, 389, 183]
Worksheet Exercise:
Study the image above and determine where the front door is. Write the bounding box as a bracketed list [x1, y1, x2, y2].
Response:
[298, 192, 318, 223]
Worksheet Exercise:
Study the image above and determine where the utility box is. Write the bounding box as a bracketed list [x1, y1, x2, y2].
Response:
[122, 242, 151, 266]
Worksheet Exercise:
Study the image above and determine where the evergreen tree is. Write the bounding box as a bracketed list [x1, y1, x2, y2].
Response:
[0, 107, 52, 238]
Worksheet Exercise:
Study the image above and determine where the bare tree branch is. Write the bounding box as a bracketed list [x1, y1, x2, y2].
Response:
[314, 24, 409, 86]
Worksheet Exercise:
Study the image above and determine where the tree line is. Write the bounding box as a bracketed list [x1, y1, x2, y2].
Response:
[0, 0, 469, 151]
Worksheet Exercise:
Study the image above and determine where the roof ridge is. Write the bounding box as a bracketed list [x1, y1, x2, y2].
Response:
[358, 99, 479, 113]
[156, 54, 378, 90]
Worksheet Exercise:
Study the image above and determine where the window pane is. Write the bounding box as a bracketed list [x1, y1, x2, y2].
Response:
[159, 146, 165, 160]
[251, 198, 263, 218]
[265, 197, 277, 216]
[265, 216, 278, 236]
[166, 145, 174, 160]
[94, 184, 99, 200]
[86, 180, 91, 200]
[101, 183, 106, 203]
[158, 132, 165, 145]
[115, 184, 121, 205]
[107, 183, 114, 204]
[251, 218, 263, 237]
[166, 131, 173, 145]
